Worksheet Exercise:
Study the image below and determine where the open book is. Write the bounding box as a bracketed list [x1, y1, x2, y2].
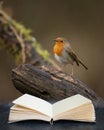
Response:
[9, 94, 96, 123]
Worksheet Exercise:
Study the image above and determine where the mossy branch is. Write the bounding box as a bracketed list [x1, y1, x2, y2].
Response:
[0, 7, 53, 66]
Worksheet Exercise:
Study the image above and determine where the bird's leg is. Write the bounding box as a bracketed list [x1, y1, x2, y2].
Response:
[71, 63, 74, 76]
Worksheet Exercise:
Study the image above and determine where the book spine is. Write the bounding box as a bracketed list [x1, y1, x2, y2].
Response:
[50, 118, 53, 125]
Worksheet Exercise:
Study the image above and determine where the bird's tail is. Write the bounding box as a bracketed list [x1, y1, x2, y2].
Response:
[78, 60, 88, 70]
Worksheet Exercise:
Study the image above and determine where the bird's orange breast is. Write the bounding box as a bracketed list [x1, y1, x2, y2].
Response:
[53, 42, 64, 56]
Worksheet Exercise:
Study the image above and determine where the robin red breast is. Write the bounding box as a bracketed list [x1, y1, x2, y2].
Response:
[53, 37, 88, 75]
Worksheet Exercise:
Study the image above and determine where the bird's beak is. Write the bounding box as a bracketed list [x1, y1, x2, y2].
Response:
[53, 39, 56, 42]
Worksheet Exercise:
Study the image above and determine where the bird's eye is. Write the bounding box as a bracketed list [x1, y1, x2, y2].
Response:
[60, 40, 63, 42]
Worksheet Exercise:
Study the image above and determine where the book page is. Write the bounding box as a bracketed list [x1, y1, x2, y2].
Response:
[53, 103, 95, 122]
[9, 108, 51, 123]
[52, 94, 91, 117]
[13, 94, 52, 117]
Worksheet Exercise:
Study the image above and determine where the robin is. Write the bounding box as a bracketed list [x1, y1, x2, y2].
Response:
[53, 37, 88, 75]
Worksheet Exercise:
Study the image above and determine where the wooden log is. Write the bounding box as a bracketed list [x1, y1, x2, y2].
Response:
[12, 64, 104, 107]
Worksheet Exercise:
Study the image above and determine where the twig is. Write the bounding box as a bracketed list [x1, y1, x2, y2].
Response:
[0, 10, 26, 63]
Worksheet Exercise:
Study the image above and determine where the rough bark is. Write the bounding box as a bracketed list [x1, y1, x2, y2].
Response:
[12, 64, 104, 107]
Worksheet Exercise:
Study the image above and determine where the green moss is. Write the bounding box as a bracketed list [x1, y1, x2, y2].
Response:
[0, 37, 21, 63]
[12, 22, 50, 62]
[13, 20, 32, 37]
[0, 9, 50, 64]
[32, 42, 50, 61]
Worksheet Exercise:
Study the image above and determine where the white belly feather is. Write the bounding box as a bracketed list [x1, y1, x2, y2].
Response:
[54, 49, 73, 65]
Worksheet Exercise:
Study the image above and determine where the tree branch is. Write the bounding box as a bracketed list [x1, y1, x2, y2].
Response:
[0, 8, 53, 66]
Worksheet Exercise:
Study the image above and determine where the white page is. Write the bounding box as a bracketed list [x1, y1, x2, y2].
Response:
[13, 94, 52, 117]
[53, 94, 91, 117]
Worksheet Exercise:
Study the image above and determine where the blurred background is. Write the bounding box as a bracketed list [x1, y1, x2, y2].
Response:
[0, 0, 104, 102]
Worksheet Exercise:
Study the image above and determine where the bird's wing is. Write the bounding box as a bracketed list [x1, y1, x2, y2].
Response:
[64, 43, 79, 66]
[64, 43, 88, 69]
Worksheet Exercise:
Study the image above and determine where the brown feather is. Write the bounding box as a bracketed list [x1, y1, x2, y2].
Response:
[65, 43, 88, 70]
